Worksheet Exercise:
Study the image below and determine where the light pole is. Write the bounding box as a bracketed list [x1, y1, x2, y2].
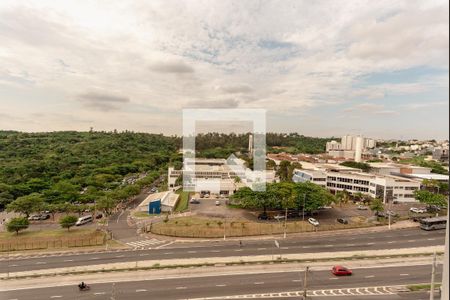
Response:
[223, 220, 226, 241]
[283, 207, 288, 239]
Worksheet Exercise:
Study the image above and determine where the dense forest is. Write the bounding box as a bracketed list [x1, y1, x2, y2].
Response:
[0, 131, 179, 210]
[194, 132, 331, 158]
[0, 131, 331, 213]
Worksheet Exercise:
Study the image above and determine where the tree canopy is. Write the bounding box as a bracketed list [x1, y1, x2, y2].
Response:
[6, 217, 30, 235]
[414, 190, 448, 207]
[231, 182, 335, 213]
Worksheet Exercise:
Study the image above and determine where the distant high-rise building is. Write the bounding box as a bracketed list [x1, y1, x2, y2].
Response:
[248, 134, 253, 157]
[355, 136, 363, 162]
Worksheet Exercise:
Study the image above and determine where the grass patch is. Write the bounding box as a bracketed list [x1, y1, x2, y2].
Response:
[0, 228, 106, 252]
[407, 283, 441, 291]
[0, 228, 98, 239]
[132, 211, 159, 218]
[151, 216, 371, 238]
[174, 189, 191, 212]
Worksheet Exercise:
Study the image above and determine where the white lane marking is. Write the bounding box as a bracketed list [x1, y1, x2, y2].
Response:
[155, 241, 175, 249]
[176, 287, 187, 289]
[50, 296, 62, 298]
[139, 253, 149, 256]
[94, 292, 106, 295]
[136, 289, 147, 292]
[163, 252, 174, 255]
[90, 257, 99, 260]
[187, 251, 197, 253]
[324, 245, 333, 247]
[427, 238, 435, 241]
[387, 241, 395, 244]
[400, 273, 409, 276]
[257, 248, 267, 250]
[210, 250, 221, 253]
[367, 242, 375, 245]
[329, 278, 339, 280]
[254, 282, 264, 285]
[365, 275, 375, 278]
[9, 264, 19, 267]
[292, 279, 302, 282]
[281, 247, 289, 250]
[234, 249, 243, 252]
[216, 284, 226, 287]
[35, 262, 46, 265]
[408, 240, 416, 242]
[115, 255, 124, 258]
[302, 246, 311, 248]
[63, 259, 73, 262]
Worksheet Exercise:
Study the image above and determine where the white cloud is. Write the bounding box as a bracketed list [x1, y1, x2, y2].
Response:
[0, 0, 448, 138]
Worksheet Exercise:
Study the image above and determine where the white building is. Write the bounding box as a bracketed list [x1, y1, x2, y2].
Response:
[326, 140, 342, 151]
[327, 135, 376, 160]
[168, 158, 276, 195]
[292, 164, 421, 203]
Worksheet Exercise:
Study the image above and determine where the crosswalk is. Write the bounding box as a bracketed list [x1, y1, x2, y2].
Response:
[125, 238, 169, 249]
[189, 285, 400, 299]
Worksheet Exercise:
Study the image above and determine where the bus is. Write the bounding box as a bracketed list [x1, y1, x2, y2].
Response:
[75, 215, 93, 226]
[420, 216, 447, 231]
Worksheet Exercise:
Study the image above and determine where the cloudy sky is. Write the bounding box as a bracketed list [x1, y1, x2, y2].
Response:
[0, 0, 448, 139]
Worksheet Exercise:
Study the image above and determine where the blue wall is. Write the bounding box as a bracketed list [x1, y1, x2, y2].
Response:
[148, 199, 161, 214]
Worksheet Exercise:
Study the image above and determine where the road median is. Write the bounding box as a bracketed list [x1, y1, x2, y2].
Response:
[0, 245, 443, 280]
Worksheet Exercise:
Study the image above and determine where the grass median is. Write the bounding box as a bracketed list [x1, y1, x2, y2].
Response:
[0, 228, 107, 252]
[151, 216, 372, 238]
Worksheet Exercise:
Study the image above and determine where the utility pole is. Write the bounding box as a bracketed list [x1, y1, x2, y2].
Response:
[430, 251, 437, 300]
[441, 206, 449, 300]
[283, 207, 288, 239]
[303, 266, 309, 299]
[223, 220, 226, 241]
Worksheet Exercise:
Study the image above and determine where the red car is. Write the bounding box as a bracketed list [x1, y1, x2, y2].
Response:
[332, 265, 352, 276]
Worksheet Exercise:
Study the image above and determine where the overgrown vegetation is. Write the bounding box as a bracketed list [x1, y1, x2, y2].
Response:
[0, 131, 179, 214]
[340, 161, 372, 172]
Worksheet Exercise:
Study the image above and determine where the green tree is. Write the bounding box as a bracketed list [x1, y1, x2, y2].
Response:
[414, 190, 447, 207]
[6, 217, 29, 235]
[59, 215, 78, 231]
[340, 161, 371, 172]
[369, 198, 384, 215]
[6, 193, 44, 217]
[276, 161, 291, 181]
[96, 196, 116, 216]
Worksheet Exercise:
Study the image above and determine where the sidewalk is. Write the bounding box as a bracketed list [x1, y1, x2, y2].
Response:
[1, 245, 443, 279]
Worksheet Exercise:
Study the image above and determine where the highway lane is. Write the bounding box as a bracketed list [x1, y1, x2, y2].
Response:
[0, 228, 445, 273]
[0, 264, 443, 300]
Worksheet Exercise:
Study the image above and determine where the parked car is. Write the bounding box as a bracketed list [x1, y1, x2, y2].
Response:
[332, 265, 352, 276]
[95, 213, 103, 219]
[28, 214, 41, 221]
[386, 210, 399, 217]
[337, 218, 348, 224]
[410, 207, 426, 214]
[357, 205, 369, 210]
[257, 213, 270, 220]
[39, 213, 50, 220]
[375, 211, 387, 218]
[274, 214, 285, 221]
[215, 200, 220, 206]
[427, 205, 441, 213]
[308, 218, 319, 226]
[189, 199, 200, 204]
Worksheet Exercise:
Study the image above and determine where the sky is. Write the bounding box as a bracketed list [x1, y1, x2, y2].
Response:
[0, 0, 448, 140]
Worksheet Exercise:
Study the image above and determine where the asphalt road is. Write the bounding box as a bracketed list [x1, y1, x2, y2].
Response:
[0, 264, 443, 300]
[0, 228, 445, 273]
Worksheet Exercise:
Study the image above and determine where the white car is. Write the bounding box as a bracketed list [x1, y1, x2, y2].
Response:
[308, 218, 319, 226]
[410, 207, 426, 214]
[274, 215, 285, 221]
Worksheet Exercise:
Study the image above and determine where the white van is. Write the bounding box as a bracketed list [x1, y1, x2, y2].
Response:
[75, 215, 93, 226]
